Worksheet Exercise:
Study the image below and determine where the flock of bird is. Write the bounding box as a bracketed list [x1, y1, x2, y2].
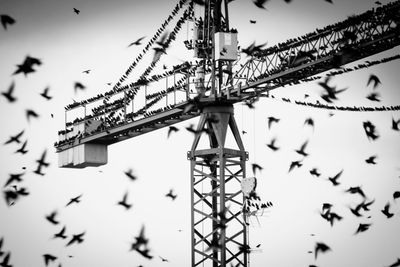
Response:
[1, 0, 400, 267]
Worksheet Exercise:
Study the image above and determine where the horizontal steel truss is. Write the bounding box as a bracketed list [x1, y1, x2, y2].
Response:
[190, 149, 248, 267]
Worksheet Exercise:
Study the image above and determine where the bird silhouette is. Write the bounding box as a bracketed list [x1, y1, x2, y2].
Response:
[295, 140, 309, 157]
[73, 8, 80, 14]
[381, 203, 394, 218]
[387, 258, 400, 267]
[304, 117, 314, 129]
[345, 186, 365, 198]
[0, 237, 4, 257]
[394, 191, 400, 200]
[54, 226, 68, 239]
[324, 0, 333, 3]
[166, 189, 177, 200]
[1, 14, 16, 30]
[252, 0, 268, 9]
[367, 74, 381, 89]
[128, 36, 146, 47]
[74, 82, 86, 93]
[363, 121, 379, 141]
[124, 169, 137, 181]
[392, 117, 400, 131]
[66, 232, 85, 246]
[0, 251, 12, 267]
[366, 92, 381, 102]
[117, 192, 132, 210]
[45, 210, 59, 225]
[34, 150, 50, 176]
[242, 41, 267, 56]
[1, 81, 17, 103]
[15, 140, 28, 154]
[13, 55, 42, 76]
[4, 130, 24, 145]
[266, 138, 279, 151]
[82, 69, 91, 74]
[252, 163, 263, 175]
[355, 223, 371, 234]
[360, 199, 375, 211]
[314, 242, 330, 259]
[288, 160, 302, 172]
[242, 130, 247, 135]
[26, 109, 39, 122]
[43, 254, 57, 266]
[131, 225, 153, 259]
[39, 87, 52, 100]
[328, 170, 343, 186]
[267, 116, 280, 129]
[309, 168, 321, 177]
[365, 155, 377, 164]
[318, 76, 347, 102]
[168, 126, 179, 138]
[4, 173, 24, 187]
[250, 20, 256, 24]
[349, 202, 364, 217]
[159, 256, 169, 262]
[66, 194, 82, 207]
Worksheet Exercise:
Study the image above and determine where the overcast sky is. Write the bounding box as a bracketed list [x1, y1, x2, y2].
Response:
[0, 0, 400, 267]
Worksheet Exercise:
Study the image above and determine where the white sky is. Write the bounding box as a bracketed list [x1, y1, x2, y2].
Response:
[0, 0, 400, 267]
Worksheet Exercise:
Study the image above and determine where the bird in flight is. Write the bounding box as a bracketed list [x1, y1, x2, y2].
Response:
[242, 41, 267, 56]
[1, 14, 16, 30]
[15, 140, 28, 154]
[159, 256, 169, 262]
[304, 117, 314, 129]
[117, 192, 132, 210]
[363, 121, 379, 141]
[66, 232, 85, 246]
[267, 116, 280, 129]
[166, 189, 177, 200]
[309, 168, 321, 177]
[45, 210, 59, 225]
[4, 130, 24, 145]
[345, 186, 365, 198]
[43, 254, 57, 266]
[40, 87, 52, 100]
[365, 155, 377, 165]
[318, 76, 347, 102]
[66, 194, 82, 207]
[250, 20, 256, 24]
[4, 173, 24, 187]
[74, 82, 86, 93]
[252, 0, 268, 9]
[13, 55, 42, 76]
[128, 36, 146, 47]
[266, 138, 279, 151]
[54, 226, 68, 240]
[295, 140, 309, 157]
[0, 251, 12, 267]
[394, 191, 400, 200]
[354, 223, 371, 234]
[328, 170, 343, 186]
[366, 92, 381, 102]
[34, 150, 50, 176]
[288, 160, 302, 172]
[392, 117, 400, 131]
[314, 242, 331, 259]
[367, 74, 381, 89]
[26, 109, 39, 122]
[82, 69, 91, 74]
[124, 169, 137, 181]
[168, 126, 179, 138]
[381, 203, 394, 218]
[252, 163, 263, 175]
[73, 8, 80, 15]
[1, 81, 17, 103]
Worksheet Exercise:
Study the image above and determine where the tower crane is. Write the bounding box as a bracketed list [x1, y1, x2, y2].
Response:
[54, 0, 400, 266]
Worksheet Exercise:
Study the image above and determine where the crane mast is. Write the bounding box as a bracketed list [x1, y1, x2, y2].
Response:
[54, 1, 400, 266]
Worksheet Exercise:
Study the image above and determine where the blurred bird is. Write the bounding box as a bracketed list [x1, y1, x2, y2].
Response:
[13, 55, 42, 76]
[309, 168, 321, 177]
[34, 150, 50, 176]
[45, 210, 59, 225]
[314, 242, 331, 259]
[26, 109, 39, 122]
[159, 256, 169, 262]
[375, 1, 382, 4]
[242, 130, 247, 135]
[168, 126, 179, 138]
[392, 117, 400, 131]
[242, 41, 267, 56]
[387, 258, 400, 267]
[74, 82, 86, 93]
[192, 0, 206, 5]
[304, 117, 314, 129]
[349, 202, 364, 217]
[345, 186, 365, 198]
[318, 76, 347, 102]
[367, 74, 381, 89]
[288, 160, 302, 172]
[73, 8, 80, 15]
[266, 138, 279, 151]
[324, 0, 333, 3]
[66, 194, 82, 207]
[394, 191, 400, 200]
[66, 232, 85, 246]
[1, 81, 17, 103]
[4, 130, 24, 145]
[1, 14, 16, 30]
[363, 121, 379, 141]
[355, 223, 371, 234]
[267, 116, 280, 129]
[361, 199, 375, 211]
[365, 155, 377, 165]
[252, 163, 263, 175]
[166, 189, 177, 200]
[0, 237, 4, 256]
[43, 254, 57, 266]
[82, 69, 91, 74]
[4, 173, 24, 187]
[381, 203, 394, 218]
[366, 92, 381, 102]
[328, 170, 343, 186]
[124, 169, 137, 181]
[117, 192, 132, 210]
[295, 140, 309, 157]
[54, 226, 68, 239]
[15, 140, 28, 154]
[250, 20, 256, 24]
[40, 87, 52, 100]
[252, 0, 268, 9]
[0, 252, 12, 267]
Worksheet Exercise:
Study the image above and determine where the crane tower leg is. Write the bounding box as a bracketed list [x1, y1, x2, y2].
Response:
[188, 103, 249, 267]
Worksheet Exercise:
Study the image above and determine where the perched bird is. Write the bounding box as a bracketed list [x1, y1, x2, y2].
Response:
[392, 117, 400, 131]
[252, 0, 268, 9]
[345, 186, 365, 198]
[0, 252, 12, 267]
[73, 8, 80, 15]
[1, 14, 16, 30]
[309, 168, 321, 177]
[34, 150, 50, 176]
[128, 36, 146, 47]
[381, 203, 394, 218]
[267, 116, 280, 129]
[40, 87, 52, 100]
[363, 121, 379, 141]
[166, 189, 177, 200]
[355, 223, 371, 234]
[4, 173, 24, 187]
[124, 169, 137, 181]
[13, 55, 42, 76]
[74, 82, 86, 93]
[295, 140, 309, 157]
[82, 69, 90, 74]
[45, 210, 59, 225]
[288, 160, 302, 172]
[1, 81, 17, 103]
[66, 194, 82, 206]
[117, 192, 132, 210]
[266, 138, 279, 151]
[252, 163, 263, 175]
[167, 126, 179, 138]
[366, 92, 381, 102]
[394, 191, 400, 200]
[43, 254, 57, 266]
[4, 130, 24, 145]
[365, 155, 377, 165]
[54, 226, 68, 239]
[314, 242, 331, 259]
[66, 232, 85, 246]
[328, 170, 343, 186]
[367, 74, 381, 89]
[15, 140, 28, 154]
